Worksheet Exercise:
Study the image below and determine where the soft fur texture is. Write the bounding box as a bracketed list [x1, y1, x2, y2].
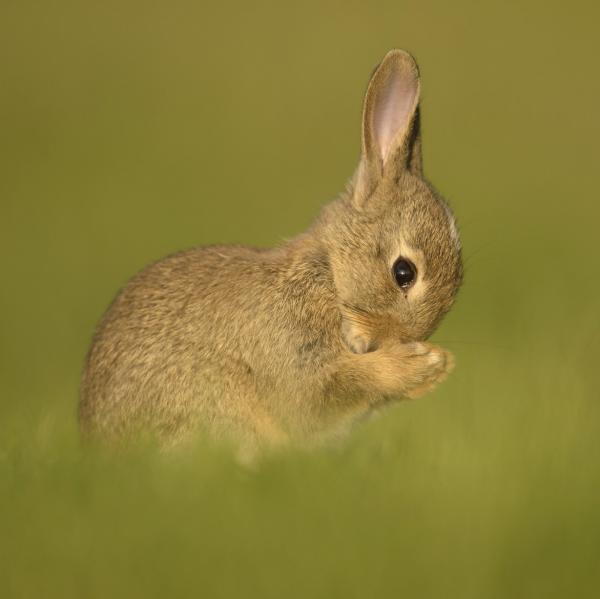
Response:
[79, 50, 463, 454]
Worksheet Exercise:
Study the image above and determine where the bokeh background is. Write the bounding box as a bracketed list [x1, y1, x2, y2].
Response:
[1, 0, 599, 597]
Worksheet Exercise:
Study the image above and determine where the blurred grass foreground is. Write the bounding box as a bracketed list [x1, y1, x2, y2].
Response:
[1, 1, 599, 597]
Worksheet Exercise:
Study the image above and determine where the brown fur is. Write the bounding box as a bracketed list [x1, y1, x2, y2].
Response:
[79, 50, 463, 454]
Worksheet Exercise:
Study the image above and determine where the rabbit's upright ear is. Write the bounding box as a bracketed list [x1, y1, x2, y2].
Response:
[354, 50, 422, 204]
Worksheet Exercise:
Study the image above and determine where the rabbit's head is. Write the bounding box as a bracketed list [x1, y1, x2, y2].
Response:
[320, 50, 463, 353]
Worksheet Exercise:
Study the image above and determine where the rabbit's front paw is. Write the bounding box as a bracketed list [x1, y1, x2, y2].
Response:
[388, 342, 454, 399]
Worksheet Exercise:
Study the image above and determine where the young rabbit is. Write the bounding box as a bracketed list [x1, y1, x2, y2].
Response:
[79, 49, 463, 453]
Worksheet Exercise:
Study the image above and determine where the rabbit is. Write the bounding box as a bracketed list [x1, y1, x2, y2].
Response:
[79, 49, 463, 455]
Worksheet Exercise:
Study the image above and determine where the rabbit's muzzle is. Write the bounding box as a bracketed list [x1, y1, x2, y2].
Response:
[340, 304, 417, 354]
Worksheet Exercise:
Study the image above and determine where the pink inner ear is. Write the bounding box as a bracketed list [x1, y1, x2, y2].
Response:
[373, 68, 417, 164]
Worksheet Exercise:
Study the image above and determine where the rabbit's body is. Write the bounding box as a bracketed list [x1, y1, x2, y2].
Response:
[80, 238, 343, 446]
[80, 50, 463, 452]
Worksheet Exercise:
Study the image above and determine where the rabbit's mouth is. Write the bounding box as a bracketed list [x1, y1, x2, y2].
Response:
[340, 301, 432, 351]
[340, 303, 380, 354]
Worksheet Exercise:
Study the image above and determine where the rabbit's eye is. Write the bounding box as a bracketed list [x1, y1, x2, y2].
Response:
[393, 258, 417, 289]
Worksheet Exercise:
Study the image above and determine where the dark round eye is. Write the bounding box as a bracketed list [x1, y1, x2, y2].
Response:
[392, 257, 417, 289]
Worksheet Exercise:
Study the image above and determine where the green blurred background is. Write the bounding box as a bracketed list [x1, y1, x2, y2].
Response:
[1, 0, 599, 597]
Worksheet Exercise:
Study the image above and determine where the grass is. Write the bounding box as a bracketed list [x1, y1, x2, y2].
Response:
[2, 306, 599, 598]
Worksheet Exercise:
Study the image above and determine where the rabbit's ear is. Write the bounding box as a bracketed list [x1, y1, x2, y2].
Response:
[354, 50, 422, 202]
